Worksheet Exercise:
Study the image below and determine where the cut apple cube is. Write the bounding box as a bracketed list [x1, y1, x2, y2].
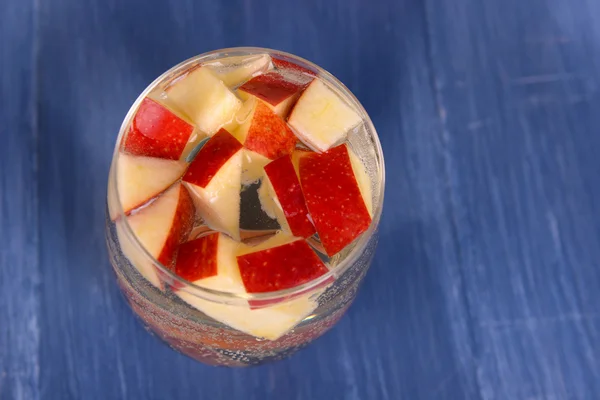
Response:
[237, 235, 328, 293]
[175, 233, 219, 282]
[237, 72, 311, 119]
[123, 183, 195, 287]
[176, 289, 319, 340]
[272, 57, 316, 77]
[162, 68, 242, 135]
[175, 232, 244, 291]
[257, 149, 310, 221]
[204, 54, 273, 88]
[183, 129, 243, 240]
[122, 98, 195, 160]
[237, 100, 297, 159]
[233, 99, 297, 184]
[116, 153, 187, 214]
[174, 232, 321, 340]
[259, 155, 315, 238]
[288, 79, 362, 152]
[298, 144, 372, 256]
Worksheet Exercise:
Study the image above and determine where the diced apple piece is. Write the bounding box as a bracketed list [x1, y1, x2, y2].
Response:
[271, 57, 315, 93]
[260, 156, 315, 238]
[122, 98, 195, 160]
[116, 153, 187, 215]
[272, 57, 316, 77]
[258, 149, 309, 216]
[176, 289, 318, 340]
[175, 233, 219, 282]
[174, 232, 321, 340]
[124, 183, 195, 287]
[183, 129, 243, 240]
[204, 54, 273, 88]
[288, 79, 362, 152]
[238, 72, 310, 119]
[237, 233, 331, 305]
[237, 236, 328, 293]
[162, 68, 242, 135]
[298, 144, 372, 256]
[236, 100, 297, 159]
[233, 99, 297, 184]
[175, 232, 244, 291]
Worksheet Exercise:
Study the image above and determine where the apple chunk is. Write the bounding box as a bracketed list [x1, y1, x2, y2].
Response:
[237, 236, 328, 293]
[175, 232, 244, 291]
[174, 232, 321, 340]
[259, 155, 315, 238]
[237, 100, 297, 159]
[272, 57, 316, 77]
[116, 153, 187, 215]
[238, 72, 311, 119]
[124, 183, 195, 287]
[234, 99, 297, 183]
[176, 288, 319, 340]
[122, 98, 195, 160]
[183, 129, 243, 240]
[288, 79, 362, 152]
[204, 54, 273, 88]
[298, 144, 372, 256]
[162, 67, 242, 135]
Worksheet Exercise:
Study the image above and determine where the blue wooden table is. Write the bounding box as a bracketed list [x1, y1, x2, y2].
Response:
[2, 0, 600, 399]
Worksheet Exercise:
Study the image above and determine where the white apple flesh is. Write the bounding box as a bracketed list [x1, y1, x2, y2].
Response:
[176, 233, 323, 340]
[162, 67, 242, 135]
[116, 153, 187, 215]
[288, 79, 362, 152]
[119, 183, 195, 288]
[183, 129, 243, 241]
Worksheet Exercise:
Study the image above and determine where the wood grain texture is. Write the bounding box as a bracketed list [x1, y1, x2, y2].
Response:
[0, 1, 40, 400]
[425, 0, 600, 398]
[1, 0, 599, 398]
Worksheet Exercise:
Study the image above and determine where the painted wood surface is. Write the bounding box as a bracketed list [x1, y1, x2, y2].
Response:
[1, 0, 599, 398]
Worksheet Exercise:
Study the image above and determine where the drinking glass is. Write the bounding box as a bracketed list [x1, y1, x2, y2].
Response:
[105, 47, 385, 366]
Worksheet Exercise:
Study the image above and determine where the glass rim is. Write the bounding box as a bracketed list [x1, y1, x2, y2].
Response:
[109, 46, 386, 303]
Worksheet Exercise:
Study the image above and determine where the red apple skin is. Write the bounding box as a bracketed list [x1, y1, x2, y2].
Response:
[237, 240, 328, 293]
[183, 129, 242, 188]
[239, 72, 306, 107]
[245, 103, 297, 160]
[156, 184, 196, 269]
[299, 145, 372, 256]
[248, 274, 333, 309]
[175, 233, 219, 282]
[272, 57, 316, 77]
[122, 98, 195, 160]
[264, 156, 315, 238]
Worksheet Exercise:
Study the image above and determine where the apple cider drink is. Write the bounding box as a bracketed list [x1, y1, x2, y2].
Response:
[106, 48, 384, 366]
